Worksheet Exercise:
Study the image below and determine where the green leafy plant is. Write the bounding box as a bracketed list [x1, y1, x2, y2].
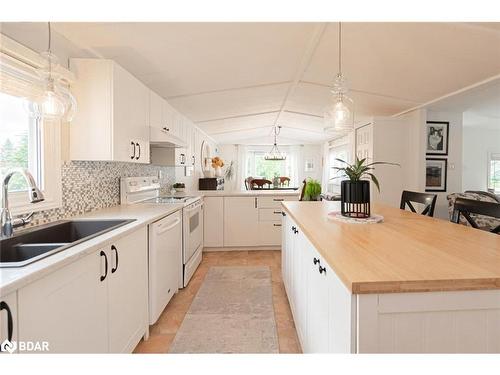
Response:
[303, 178, 322, 201]
[332, 157, 399, 192]
[173, 182, 185, 189]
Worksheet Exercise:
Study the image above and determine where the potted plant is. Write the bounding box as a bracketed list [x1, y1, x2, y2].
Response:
[303, 178, 322, 201]
[332, 157, 398, 218]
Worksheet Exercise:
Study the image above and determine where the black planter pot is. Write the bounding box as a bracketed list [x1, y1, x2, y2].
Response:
[340, 180, 371, 218]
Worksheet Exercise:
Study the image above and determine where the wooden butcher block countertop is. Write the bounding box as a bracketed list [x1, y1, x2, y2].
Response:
[282, 201, 500, 294]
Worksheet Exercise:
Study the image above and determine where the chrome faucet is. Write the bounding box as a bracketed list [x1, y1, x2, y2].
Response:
[1, 168, 45, 237]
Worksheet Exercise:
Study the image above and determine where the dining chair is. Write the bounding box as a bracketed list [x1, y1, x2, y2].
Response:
[400, 190, 437, 217]
[452, 198, 500, 234]
[244, 177, 254, 190]
[251, 179, 272, 189]
[299, 179, 307, 201]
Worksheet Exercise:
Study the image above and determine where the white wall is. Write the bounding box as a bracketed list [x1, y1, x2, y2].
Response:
[426, 110, 463, 219]
[462, 125, 500, 191]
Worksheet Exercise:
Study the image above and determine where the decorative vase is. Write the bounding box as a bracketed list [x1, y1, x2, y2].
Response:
[340, 180, 371, 218]
[214, 166, 222, 177]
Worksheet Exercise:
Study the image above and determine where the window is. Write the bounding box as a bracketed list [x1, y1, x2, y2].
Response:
[327, 144, 349, 193]
[0, 92, 42, 192]
[246, 151, 291, 182]
[0, 36, 63, 215]
[488, 153, 500, 194]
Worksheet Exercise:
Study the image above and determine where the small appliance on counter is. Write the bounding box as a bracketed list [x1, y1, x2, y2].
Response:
[199, 177, 224, 190]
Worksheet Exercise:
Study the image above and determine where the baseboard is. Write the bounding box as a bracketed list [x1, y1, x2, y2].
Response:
[203, 246, 281, 252]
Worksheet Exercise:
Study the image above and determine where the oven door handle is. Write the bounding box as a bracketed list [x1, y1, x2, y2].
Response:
[184, 202, 204, 213]
[156, 217, 181, 234]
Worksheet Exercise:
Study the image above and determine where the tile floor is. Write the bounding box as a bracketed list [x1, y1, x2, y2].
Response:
[134, 250, 301, 353]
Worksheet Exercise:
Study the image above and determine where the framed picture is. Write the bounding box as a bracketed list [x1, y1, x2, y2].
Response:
[305, 158, 315, 172]
[426, 121, 449, 155]
[425, 158, 448, 192]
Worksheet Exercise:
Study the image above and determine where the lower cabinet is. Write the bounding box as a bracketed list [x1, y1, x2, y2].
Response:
[282, 213, 354, 353]
[17, 227, 148, 353]
[223, 197, 259, 247]
[203, 197, 224, 247]
[1, 292, 18, 353]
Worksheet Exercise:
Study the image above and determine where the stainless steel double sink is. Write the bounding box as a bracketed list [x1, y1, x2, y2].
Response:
[0, 219, 135, 268]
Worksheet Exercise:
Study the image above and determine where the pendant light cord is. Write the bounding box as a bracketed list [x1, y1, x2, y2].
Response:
[47, 22, 51, 53]
[338, 22, 342, 75]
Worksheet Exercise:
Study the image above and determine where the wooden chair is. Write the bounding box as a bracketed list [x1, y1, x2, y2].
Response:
[279, 177, 290, 187]
[251, 179, 272, 189]
[244, 177, 254, 190]
[299, 179, 307, 201]
[452, 198, 500, 234]
[400, 190, 437, 217]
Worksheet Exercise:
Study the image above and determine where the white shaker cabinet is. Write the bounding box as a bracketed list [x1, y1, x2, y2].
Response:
[0, 292, 18, 353]
[69, 58, 150, 163]
[203, 197, 224, 247]
[17, 249, 109, 353]
[223, 197, 259, 247]
[17, 227, 148, 353]
[107, 228, 148, 353]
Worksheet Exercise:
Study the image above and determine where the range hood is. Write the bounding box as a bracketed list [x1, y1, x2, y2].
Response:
[149, 126, 187, 148]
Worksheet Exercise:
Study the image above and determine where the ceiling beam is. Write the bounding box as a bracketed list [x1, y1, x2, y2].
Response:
[194, 110, 279, 124]
[273, 23, 328, 129]
[165, 80, 291, 100]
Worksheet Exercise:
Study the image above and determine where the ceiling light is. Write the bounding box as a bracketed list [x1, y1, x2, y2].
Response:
[324, 22, 354, 134]
[265, 125, 286, 161]
[29, 23, 77, 122]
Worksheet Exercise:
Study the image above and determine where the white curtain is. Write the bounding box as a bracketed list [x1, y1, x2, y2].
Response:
[288, 145, 302, 187]
[235, 144, 248, 190]
[321, 142, 330, 193]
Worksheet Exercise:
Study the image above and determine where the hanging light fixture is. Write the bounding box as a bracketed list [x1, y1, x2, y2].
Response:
[324, 22, 354, 133]
[28, 22, 77, 121]
[264, 125, 286, 161]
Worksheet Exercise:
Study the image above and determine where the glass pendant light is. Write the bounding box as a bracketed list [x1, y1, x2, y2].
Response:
[324, 22, 354, 133]
[29, 22, 76, 121]
[264, 125, 286, 161]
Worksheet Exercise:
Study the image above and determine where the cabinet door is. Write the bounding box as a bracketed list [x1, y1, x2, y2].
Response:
[305, 244, 330, 353]
[281, 214, 289, 293]
[149, 90, 164, 130]
[113, 63, 150, 163]
[258, 222, 282, 246]
[1, 292, 17, 353]
[107, 227, 148, 353]
[203, 197, 224, 247]
[223, 197, 259, 247]
[18, 251, 108, 353]
[292, 230, 308, 347]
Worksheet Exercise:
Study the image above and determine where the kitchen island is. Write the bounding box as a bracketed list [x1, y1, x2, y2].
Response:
[281, 201, 500, 353]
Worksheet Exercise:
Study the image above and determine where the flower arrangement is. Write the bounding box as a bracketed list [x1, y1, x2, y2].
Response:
[211, 156, 224, 169]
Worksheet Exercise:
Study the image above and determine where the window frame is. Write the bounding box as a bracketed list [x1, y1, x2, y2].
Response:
[1, 34, 64, 215]
[487, 152, 500, 194]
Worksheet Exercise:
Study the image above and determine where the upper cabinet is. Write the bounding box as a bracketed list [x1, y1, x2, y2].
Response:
[69, 59, 150, 163]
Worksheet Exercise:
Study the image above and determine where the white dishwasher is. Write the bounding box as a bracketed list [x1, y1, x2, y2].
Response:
[148, 210, 182, 325]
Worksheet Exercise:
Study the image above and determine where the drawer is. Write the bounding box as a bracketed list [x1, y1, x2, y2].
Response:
[257, 195, 298, 208]
[259, 208, 284, 221]
[258, 222, 282, 246]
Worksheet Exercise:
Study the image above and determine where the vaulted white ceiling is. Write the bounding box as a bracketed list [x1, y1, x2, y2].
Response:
[2, 22, 500, 144]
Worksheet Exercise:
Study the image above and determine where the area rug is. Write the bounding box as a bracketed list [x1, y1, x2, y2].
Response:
[169, 266, 279, 353]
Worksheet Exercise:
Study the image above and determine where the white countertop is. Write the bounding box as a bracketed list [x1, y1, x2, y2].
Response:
[186, 190, 301, 197]
[0, 203, 183, 297]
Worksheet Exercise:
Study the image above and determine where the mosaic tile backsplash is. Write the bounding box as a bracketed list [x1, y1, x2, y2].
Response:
[24, 160, 176, 227]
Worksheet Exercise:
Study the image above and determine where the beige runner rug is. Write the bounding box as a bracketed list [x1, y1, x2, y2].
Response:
[169, 266, 279, 353]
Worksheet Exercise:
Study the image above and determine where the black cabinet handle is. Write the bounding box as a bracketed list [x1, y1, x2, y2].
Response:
[291, 226, 296, 232]
[274, 210, 281, 214]
[281, 212, 286, 217]
[136, 142, 141, 160]
[163, 126, 169, 132]
[319, 265, 327, 274]
[0, 301, 13, 343]
[100, 251, 108, 281]
[273, 198, 284, 202]
[130, 141, 136, 159]
[273, 223, 282, 227]
[111, 245, 119, 273]
[313, 257, 320, 265]
[192, 155, 195, 166]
